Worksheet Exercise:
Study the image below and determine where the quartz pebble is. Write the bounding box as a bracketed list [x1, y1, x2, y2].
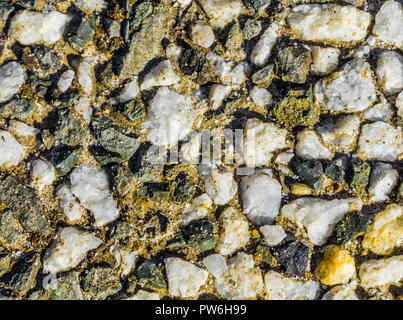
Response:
[250, 87, 272, 107]
[165, 257, 208, 298]
[191, 21, 215, 48]
[216, 207, 250, 256]
[179, 193, 212, 226]
[321, 285, 359, 300]
[141, 60, 180, 90]
[0, 130, 24, 168]
[286, 4, 371, 43]
[31, 159, 56, 190]
[119, 80, 139, 103]
[358, 121, 402, 161]
[243, 119, 288, 167]
[70, 163, 120, 227]
[216, 252, 263, 299]
[43, 227, 102, 274]
[295, 129, 332, 160]
[0, 62, 26, 103]
[314, 59, 376, 113]
[281, 198, 362, 245]
[359, 255, 403, 289]
[56, 182, 84, 223]
[372, 1, 403, 50]
[143, 88, 196, 147]
[203, 254, 228, 277]
[58, 70, 75, 93]
[264, 271, 319, 300]
[260, 225, 287, 246]
[310, 47, 340, 76]
[376, 51, 403, 95]
[368, 163, 399, 203]
[199, 0, 243, 28]
[250, 24, 278, 66]
[9, 10, 71, 45]
[8, 120, 40, 137]
[241, 171, 282, 226]
[362, 204, 403, 255]
[77, 0, 106, 12]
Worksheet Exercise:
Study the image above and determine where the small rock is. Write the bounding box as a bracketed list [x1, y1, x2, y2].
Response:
[251, 64, 274, 87]
[286, 4, 371, 43]
[216, 252, 263, 299]
[191, 21, 215, 48]
[165, 257, 208, 298]
[216, 207, 250, 256]
[208, 84, 232, 110]
[8, 120, 40, 137]
[368, 163, 399, 203]
[179, 193, 212, 226]
[0, 99, 37, 120]
[82, 267, 122, 299]
[9, 10, 71, 45]
[295, 129, 332, 160]
[200, 165, 237, 206]
[250, 23, 278, 66]
[76, 0, 106, 12]
[357, 121, 402, 161]
[70, 163, 120, 227]
[183, 219, 216, 251]
[372, 1, 403, 50]
[119, 80, 139, 103]
[143, 88, 196, 147]
[0, 62, 26, 103]
[203, 254, 227, 277]
[281, 197, 362, 245]
[31, 159, 56, 190]
[314, 245, 355, 286]
[242, 19, 261, 40]
[362, 204, 403, 255]
[264, 270, 319, 300]
[321, 285, 358, 300]
[359, 255, 403, 289]
[136, 259, 166, 290]
[260, 225, 286, 246]
[57, 70, 75, 93]
[242, 119, 288, 167]
[314, 59, 376, 113]
[273, 88, 317, 128]
[272, 240, 309, 278]
[66, 15, 95, 52]
[53, 108, 85, 147]
[275, 45, 311, 84]
[250, 87, 272, 107]
[199, 0, 243, 28]
[334, 213, 371, 246]
[376, 51, 403, 95]
[56, 182, 84, 223]
[46, 146, 83, 176]
[141, 60, 180, 91]
[43, 227, 101, 274]
[310, 46, 340, 76]
[241, 171, 282, 226]
[292, 159, 324, 191]
[0, 130, 24, 168]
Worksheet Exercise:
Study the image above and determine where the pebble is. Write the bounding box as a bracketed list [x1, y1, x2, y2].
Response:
[141, 60, 180, 90]
[8, 120, 39, 137]
[359, 255, 403, 289]
[250, 24, 278, 66]
[9, 10, 71, 45]
[310, 46, 340, 76]
[56, 182, 84, 223]
[31, 159, 56, 190]
[368, 163, 399, 203]
[199, 0, 243, 28]
[321, 285, 359, 300]
[57, 70, 75, 93]
[216, 207, 250, 256]
[287, 4, 371, 43]
[0, 130, 24, 168]
[70, 163, 120, 227]
[216, 252, 263, 299]
[281, 198, 362, 245]
[43, 227, 101, 274]
[143, 88, 196, 147]
[241, 171, 282, 226]
[203, 254, 228, 277]
[314, 245, 356, 286]
[295, 129, 332, 160]
[179, 193, 212, 226]
[357, 121, 402, 161]
[372, 1, 403, 50]
[0, 62, 26, 103]
[314, 59, 376, 113]
[362, 204, 403, 255]
[264, 271, 319, 300]
[165, 257, 208, 298]
[76, 0, 106, 12]
[191, 21, 215, 48]
[260, 225, 287, 246]
[250, 87, 272, 107]
[376, 51, 403, 95]
[243, 119, 288, 167]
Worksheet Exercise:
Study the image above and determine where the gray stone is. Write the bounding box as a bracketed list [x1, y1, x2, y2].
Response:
[275, 45, 312, 84]
[53, 108, 85, 147]
[136, 259, 166, 289]
[0, 210, 26, 249]
[118, 4, 171, 79]
[0, 99, 37, 120]
[242, 19, 261, 40]
[251, 64, 274, 86]
[82, 267, 122, 300]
